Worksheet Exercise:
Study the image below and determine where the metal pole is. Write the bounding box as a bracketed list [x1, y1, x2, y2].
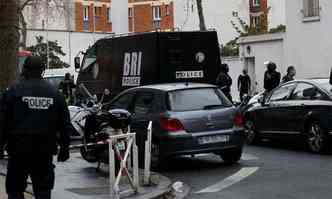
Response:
[144, 121, 152, 185]
[46, 1, 49, 69]
[93, 0, 96, 40]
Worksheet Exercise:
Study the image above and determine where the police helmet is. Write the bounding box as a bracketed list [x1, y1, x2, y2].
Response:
[23, 56, 46, 73]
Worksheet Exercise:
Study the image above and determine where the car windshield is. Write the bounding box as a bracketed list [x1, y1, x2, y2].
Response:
[168, 88, 232, 111]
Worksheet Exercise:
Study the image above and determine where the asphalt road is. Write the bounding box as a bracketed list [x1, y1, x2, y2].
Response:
[161, 141, 332, 199]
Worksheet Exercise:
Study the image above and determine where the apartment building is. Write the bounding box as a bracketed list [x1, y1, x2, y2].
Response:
[74, 0, 174, 32]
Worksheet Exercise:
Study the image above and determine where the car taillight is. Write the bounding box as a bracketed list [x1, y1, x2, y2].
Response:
[233, 114, 244, 127]
[160, 117, 184, 132]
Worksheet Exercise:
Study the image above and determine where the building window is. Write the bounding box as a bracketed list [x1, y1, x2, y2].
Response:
[107, 7, 111, 23]
[129, 7, 133, 18]
[252, 0, 260, 7]
[83, 6, 89, 21]
[252, 16, 261, 30]
[152, 6, 161, 21]
[165, 5, 170, 16]
[302, 0, 320, 20]
[94, 6, 101, 17]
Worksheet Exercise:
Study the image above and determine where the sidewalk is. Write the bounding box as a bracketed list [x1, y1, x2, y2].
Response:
[0, 153, 172, 199]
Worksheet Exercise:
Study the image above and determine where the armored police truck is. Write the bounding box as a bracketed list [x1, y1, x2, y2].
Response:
[75, 31, 222, 97]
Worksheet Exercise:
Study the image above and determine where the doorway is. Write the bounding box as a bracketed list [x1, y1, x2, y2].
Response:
[244, 57, 257, 95]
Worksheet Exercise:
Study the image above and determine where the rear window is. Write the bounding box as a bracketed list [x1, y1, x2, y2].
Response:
[168, 88, 232, 111]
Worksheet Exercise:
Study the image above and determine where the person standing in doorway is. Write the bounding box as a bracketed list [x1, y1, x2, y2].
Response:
[216, 63, 233, 102]
[282, 66, 296, 83]
[0, 56, 72, 199]
[264, 62, 281, 93]
[237, 69, 251, 101]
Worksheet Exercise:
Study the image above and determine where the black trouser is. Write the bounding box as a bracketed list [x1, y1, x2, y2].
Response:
[6, 155, 55, 199]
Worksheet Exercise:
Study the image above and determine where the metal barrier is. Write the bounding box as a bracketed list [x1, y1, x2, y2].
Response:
[109, 132, 139, 199]
[108, 122, 153, 198]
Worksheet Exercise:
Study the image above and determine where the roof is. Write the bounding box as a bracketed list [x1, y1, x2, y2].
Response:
[136, 83, 217, 92]
[237, 32, 284, 45]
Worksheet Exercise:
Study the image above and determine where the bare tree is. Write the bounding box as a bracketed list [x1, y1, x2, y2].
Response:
[196, 0, 207, 31]
[19, 0, 71, 49]
[0, 0, 20, 89]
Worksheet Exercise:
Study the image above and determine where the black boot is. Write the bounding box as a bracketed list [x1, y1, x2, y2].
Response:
[34, 191, 51, 199]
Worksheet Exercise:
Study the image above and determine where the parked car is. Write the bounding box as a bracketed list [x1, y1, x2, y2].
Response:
[105, 83, 246, 166]
[244, 79, 332, 153]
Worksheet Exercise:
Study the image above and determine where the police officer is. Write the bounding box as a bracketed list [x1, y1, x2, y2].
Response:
[282, 66, 296, 83]
[0, 56, 72, 199]
[264, 62, 281, 93]
[237, 69, 251, 101]
[216, 63, 233, 102]
[58, 72, 76, 105]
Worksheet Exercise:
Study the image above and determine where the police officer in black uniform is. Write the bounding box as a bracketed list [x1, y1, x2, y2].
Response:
[216, 63, 233, 102]
[264, 62, 281, 93]
[0, 56, 72, 199]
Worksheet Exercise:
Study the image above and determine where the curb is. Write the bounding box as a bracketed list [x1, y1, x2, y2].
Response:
[126, 173, 172, 199]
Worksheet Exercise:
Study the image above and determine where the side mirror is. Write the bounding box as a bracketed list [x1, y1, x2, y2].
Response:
[74, 57, 81, 70]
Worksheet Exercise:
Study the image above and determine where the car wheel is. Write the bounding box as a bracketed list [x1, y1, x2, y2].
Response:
[80, 147, 99, 163]
[245, 120, 259, 145]
[220, 148, 242, 165]
[306, 122, 328, 153]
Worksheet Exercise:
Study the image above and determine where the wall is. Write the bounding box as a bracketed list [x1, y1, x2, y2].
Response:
[174, 0, 285, 44]
[238, 33, 285, 92]
[26, 29, 113, 74]
[284, 0, 332, 79]
[130, 0, 174, 32]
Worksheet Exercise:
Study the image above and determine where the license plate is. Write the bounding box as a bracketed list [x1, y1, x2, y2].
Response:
[175, 70, 204, 79]
[116, 141, 126, 151]
[198, 135, 230, 145]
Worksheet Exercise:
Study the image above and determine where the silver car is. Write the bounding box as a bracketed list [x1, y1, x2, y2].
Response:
[107, 83, 246, 166]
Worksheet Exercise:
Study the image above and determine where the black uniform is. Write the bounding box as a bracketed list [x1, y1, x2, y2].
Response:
[264, 70, 281, 92]
[216, 72, 233, 102]
[58, 78, 76, 105]
[237, 74, 251, 101]
[0, 79, 71, 199]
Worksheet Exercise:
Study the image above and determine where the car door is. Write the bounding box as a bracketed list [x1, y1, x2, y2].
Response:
[255, 83, 296, 136]
[130, 90, 165, 139]
[129, 90, 165, 163]
[289, 82, 329, 133]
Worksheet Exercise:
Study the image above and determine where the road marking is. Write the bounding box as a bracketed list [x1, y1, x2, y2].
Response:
[195, 167, 259, 194]
[241, 153, 259, 161]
